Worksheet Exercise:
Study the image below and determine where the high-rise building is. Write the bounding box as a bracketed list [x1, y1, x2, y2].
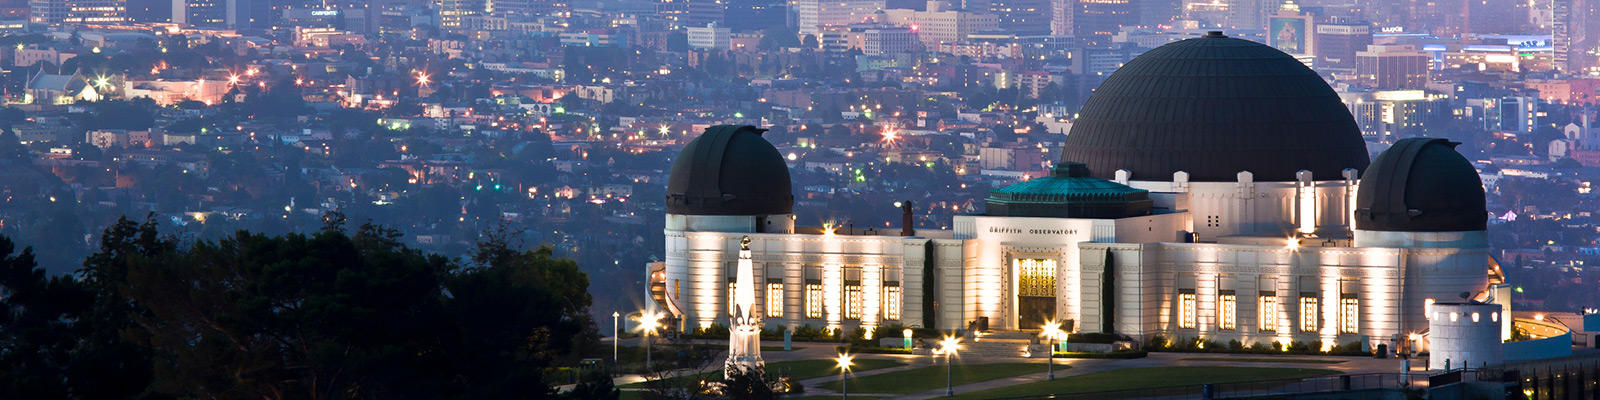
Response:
[1267, 7, 1314, 63]
[1224, 0, 1272, 29]
[172, 0, 251, 27]
[439, 0, 482, 32]
[1355, 44, 1431, 89]
[1073, 0, 1134, 47]
[1467, 0, 1528, 34]
[862, 25, 920, 54]
[986, 0, 1049, 35]
[879, 1, 998, 47]
[29, 0, 126, 26]
[1340, 89, 1450, 140]
[1555, 0, 1600, 76]
[725, 0, 786, 32]
[793, 0, 884, 37]
[128, 0, 170, 22]
[1048, 0, 1069, 36]
[1314, 20, 1371, 73]
[687, 22, 731, 49]
[1138, 0, 1177, 25]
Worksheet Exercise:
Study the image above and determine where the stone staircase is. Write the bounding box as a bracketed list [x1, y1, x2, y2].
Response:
[962, 331, 1042, 358]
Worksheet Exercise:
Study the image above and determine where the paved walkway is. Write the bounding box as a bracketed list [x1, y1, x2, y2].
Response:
[601, 336, 1415, 399]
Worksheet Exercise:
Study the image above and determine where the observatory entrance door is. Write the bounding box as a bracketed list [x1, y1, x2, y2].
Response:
[1015, 258, 1057, 330]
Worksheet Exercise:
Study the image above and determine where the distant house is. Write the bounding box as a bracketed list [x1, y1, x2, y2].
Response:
[25, 68, 97, 104]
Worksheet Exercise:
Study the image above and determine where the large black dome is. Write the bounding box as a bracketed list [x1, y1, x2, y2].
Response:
[1060, 31, 1370, 182]
[666, 125, 794, 215]
[1354, 138, 1486, 232]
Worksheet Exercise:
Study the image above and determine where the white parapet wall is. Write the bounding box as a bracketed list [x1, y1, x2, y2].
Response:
[1428, 302, 1503, 370]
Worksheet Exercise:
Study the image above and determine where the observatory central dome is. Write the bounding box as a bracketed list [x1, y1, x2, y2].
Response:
[666, 125, 794, 216]
[1059, 31, 1370, 182]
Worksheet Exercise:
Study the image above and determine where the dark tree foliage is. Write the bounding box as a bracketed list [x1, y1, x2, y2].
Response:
[1, 216, 600, 399]
[563, 368, 619, 400]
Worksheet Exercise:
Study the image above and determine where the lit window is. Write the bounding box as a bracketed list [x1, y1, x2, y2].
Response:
[1178, 292, 1197, 329]
[766, 283, 783, 318]
[1300, 297, 1319, 332]
[805, 283, 823, 319]
[844, 284, 863, 319]
[1218, 293, 1237, 330]
[728, 281, 737, 316]
[1258, 295, 1278, 332]
[1340, 297, 1359, 334]
[883, 285, 902, 320]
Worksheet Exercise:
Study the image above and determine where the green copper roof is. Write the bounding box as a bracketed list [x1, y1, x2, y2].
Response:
[985, 163, 1153, 219]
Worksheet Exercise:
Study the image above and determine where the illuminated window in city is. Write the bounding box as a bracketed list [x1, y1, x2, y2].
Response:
[1340, 297, 1359, 334]
[883, 285, 902, 320]
[1178, 292, 1197, 329]
[1218, 293, 1237, 330]
[844, 284, 863, 319]
[766, 283, 783, 318]
[728, 281, 736, 316]
[1258, 295, 1278, 332]
[1300, 297, 1319, 332]
[805, 283, 823, 319]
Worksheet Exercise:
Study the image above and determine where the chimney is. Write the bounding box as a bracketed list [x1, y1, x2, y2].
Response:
[898, 200, 915, 236]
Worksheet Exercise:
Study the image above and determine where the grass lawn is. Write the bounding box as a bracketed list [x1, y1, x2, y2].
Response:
[767, 358, 903, 380]
[760, 346, 792, 351]
[620, 358, 904, 388]
[945, 366, 1340, 399]
[1180, 357, 1346, 364]
[786, 396, 887, 400]
[818, 362, 1051, 394]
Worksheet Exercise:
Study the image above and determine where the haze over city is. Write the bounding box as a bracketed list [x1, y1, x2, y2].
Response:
[0, 0, 1598, 398]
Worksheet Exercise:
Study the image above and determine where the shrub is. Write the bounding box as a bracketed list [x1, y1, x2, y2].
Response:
[1067, 332, 1127, 344]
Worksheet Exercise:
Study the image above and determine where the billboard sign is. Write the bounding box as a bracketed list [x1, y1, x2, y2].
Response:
[1269, 17, 1308, 55]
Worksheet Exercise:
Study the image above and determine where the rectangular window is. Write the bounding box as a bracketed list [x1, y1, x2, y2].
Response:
[844, 284, 863, 320]
[766, 282, 783, 318]
[883, 285, 902, 320]
[728, 281, 737, 316]
[1299, 296, 1319, 332]
[1218, 293, 1237, 330]
[805, 283, 824, 318]
[1178, 292, 1197, 329]
[1258, 295, 1278, 332]
[1340, 297, 1359, 334]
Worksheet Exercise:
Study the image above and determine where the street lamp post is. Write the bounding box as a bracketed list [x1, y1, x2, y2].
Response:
[1041, 320, 1063, 380]
[836, 352, 854, 400]
[611, 311, 620, 368]
[941, 335, 961, 396]
[640, 310, 662, 372]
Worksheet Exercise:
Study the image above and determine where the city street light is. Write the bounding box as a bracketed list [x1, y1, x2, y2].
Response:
[611, 311, 620, 369]
[940, 335, 961, 396]
[1040, 320, 1064, 380]
[639, 309, 663, 372]
[835, 352, 854, 399]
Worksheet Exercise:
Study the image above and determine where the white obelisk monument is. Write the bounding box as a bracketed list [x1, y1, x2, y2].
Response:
[725, 235, 764, 379]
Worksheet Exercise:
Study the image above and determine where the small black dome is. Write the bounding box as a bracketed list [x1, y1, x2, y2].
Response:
[666, 125, 794, 215]
[1354, 138, 1487, 232]
[1060, 33, 1370, 182]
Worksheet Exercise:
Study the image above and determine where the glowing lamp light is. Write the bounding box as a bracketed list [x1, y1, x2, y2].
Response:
[835, 352, 854, 372]
[638, 309, 663, 335]
[939, 335, 961, 356]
